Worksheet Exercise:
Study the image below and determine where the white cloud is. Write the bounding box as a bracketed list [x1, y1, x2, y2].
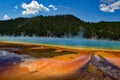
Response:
[48, 4, 58, 10]
[21, 0, 50, 15]
[15, 5, 18, 9]
[100, 0, 120, 12]
[3, 14, 10, 20]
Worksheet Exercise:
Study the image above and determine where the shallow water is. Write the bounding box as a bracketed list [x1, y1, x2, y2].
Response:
[0, 36, 120, 49]
[0, 50, 120, 80]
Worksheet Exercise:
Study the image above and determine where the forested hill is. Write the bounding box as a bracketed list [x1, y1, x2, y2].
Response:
[0, 15, 120, 40]
[0, 15, 82, 37]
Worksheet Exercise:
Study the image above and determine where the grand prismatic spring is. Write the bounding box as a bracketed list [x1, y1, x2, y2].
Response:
[0, 37, 120, 80]
[0, 0, 120, 80]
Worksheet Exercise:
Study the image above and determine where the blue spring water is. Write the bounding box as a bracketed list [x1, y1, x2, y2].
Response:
[0, 36, 120, 50]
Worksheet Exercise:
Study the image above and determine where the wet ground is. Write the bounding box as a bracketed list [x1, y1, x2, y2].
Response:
[0, 42, 120, 80]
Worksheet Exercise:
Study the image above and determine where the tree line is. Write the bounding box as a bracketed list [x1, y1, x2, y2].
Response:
[0, 15, 119, 40]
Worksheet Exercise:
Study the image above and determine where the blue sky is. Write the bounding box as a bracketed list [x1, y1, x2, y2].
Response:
[0, 0, 120, 22]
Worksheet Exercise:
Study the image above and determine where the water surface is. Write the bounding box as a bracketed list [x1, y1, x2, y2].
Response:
[0, 36, 120, 50]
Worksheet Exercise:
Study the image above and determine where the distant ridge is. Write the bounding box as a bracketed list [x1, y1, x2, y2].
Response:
[0, 15, 120, 40]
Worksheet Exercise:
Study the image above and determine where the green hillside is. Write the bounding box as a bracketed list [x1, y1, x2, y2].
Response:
[0, 15, 120, 40]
